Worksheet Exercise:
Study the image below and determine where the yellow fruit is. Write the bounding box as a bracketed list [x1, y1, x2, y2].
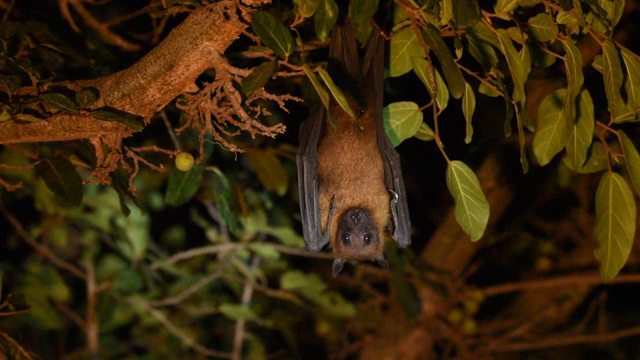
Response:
[175, 152, 195, 172]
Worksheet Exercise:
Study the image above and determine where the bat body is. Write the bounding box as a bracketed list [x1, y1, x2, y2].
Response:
[297, 21, 411, 276]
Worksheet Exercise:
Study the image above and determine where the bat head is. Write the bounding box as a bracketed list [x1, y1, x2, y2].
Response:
[334, 207, 382, 259]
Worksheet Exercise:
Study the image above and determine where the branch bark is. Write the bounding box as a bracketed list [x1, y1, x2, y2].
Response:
[0, 0, 264, 145]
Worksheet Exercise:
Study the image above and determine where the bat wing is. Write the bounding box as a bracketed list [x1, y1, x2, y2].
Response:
[364, 28, 412, 248]
[296, 106, 330, 252]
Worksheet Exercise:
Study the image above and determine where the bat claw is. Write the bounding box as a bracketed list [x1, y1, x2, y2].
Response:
[376, 258, 390, 270]
[332, 258, 345, 277]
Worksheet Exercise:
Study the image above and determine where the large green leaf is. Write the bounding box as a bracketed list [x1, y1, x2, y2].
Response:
[420, 24, 465, 99]
[564, 89, 594, 169]
[383, 101, 423, 146]
[619, 130, 640, 196]
[602, 40, 629, 122]
[39, 92, 80, 115]
[497, 29, 527, 103]
[317, 68, 356, 120]
[620, 48, 640, 115]
[348, 0, 378, 45]
[315, 0, 338, 42]
[446, 160, 490, 242]
[528, 13, 557, 42]
[390, 28, 424, 77]
[302, 64, 330, 110]
[533, 89, 569, 166]
[37, 156, 83, 207]
[452, 0, 480, 29]
[462, 82, 476, 144]
[251, 11, 294, 58]
[594, 172, 636, 282]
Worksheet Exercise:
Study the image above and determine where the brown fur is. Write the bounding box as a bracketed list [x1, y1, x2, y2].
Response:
[317, 102, 390, 260]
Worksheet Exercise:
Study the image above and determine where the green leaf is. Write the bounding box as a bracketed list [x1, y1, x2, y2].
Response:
[247, 150, 288, 196]
[302, 64, 330, 110]
[527, 13, 557, 42]
[249, 244, 281, 260]
[532, 89, 569, 166]
[281, 270, 327, 295]
[594, 172, 636, 282]
[620, 48, 640, 114]
[317, 68, 356, 120]
[348, 0, 379, 45]
[314, 291, 357, 318]
[420, 24, 465, 99]
[565, 89, 594, 169]
[383, 101, 423, 146]
[440, 0, 453, 25]
[0, 109, 11, 122]
[452, 0, 481, 29]
[619, 130, 640, 196]
[165, 164, 203, 206]
[465, 33, 499, 70]
[390, 28, 424, 77]
[602, 40, 626, 121]
[112, 269, 143, 295]
[414, 122, 435, 141]
[251, 11, 295, 58]
[562, 39, 584, 123]
[242, 61, 276, 96]
[446, 160, 490, 242]
[497, 29, 527, 103]
[293, 0, 319, 18]
[92, 108, 143, 131]
[462, 82, 476, 144]
[37, 156, 83, 207]
[494, 0, 519, 17]
[315, 0, 338, 42]
[433, 68, 449, 111]
[466, 21, 500, 49]
[220, 303, 260, 321]
[564, 140, 609, 174]
[75, 88, 98, 108]
[39, 92, 80, 115]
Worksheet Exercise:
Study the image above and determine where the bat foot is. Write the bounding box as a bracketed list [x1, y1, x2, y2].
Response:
[332, 258, 345, 277]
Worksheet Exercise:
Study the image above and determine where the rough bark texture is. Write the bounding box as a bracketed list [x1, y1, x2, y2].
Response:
[0, 1, 256, 145]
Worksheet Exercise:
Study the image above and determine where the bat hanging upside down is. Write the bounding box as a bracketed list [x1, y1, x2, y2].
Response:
[296, 20, 411, 276]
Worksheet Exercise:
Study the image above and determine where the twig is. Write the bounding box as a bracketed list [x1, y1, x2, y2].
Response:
[232, 256, 259, 360]
[132, 298, 231, 358]
[0, 206, 86, 279]
[85, 259, 100, 359]
[0, 331, 35, 360]
[150, 266, 225, 307]
[483, 272, 640, 297]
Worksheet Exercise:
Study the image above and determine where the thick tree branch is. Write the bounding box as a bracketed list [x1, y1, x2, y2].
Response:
[0, 0, 267, 145]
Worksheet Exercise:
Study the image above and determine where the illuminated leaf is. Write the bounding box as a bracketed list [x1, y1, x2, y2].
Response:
[293, 0, 319, 18]
[594, 172, 636, 282]
[462, 82, 476, 144]
[602, 40, 627, 121]
[494, 0, 519, 18]
[565, 89, 594, 169]
[528, 13, 557, 42]
[420, 24, 465, 99]
[446, 160, 490, 242]
[75, 88, 98, 108]
[242, 61, 276, 96]
[165, 164, 203, 206]
[562, 39, 584, 123]
[39, 92, 80, 114]
[497, 29, 526, 103]
[620, 48, 640, 114]
[251, 11, 294, 58]
[619, 130, 640, 196]
[247, 150, 288, 196]
[533, 89, 569, 166]
[414, 122, 435, 141]
[317, 68, 356, 120]
[37, 156, 83, 208]
[302, 64, 330, 110]
[390, 29, 424, 77]
[315, 0, 338, 42]
[383, 101, 423, 146]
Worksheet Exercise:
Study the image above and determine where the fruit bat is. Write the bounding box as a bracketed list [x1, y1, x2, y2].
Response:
[296, 20, 411, 276]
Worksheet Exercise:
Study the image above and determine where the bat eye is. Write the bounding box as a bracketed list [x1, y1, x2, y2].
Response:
[362, 233, 372, 245]
[342, 234, 352, 245]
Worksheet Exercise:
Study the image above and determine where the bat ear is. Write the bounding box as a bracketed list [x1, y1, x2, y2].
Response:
[332, 258, 345, 277]
[376, 258, 390, 270]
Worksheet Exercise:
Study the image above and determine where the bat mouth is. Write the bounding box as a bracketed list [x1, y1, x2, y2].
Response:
[335, 207, 380, 259]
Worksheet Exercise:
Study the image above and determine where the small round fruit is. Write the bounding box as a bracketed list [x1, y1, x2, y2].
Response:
[175, 152, 195, 172]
